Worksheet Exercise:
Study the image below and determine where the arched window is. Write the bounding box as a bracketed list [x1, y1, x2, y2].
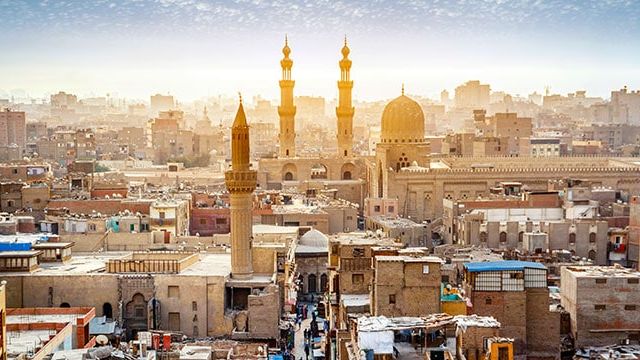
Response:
[308, 274, 317, 293]
[480, 232, 488, 243]
[344, 150, 347, 156]
[569, 233, 576, 245]
[589, 233, 596, 243]
[343, 171, 352, 180]
[499, 232, 507, 243]
[60, 302, 70, 308]
[588, 250, 596, 261]
[286, 149, 289, 156]
[320, 274, 328, 292]
[284, 172, 293, 181]
[518, 232, 524, 243]
[103, 303, 113, 319]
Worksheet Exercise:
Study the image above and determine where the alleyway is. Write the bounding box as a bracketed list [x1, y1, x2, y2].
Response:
[293, 303, 316, 360]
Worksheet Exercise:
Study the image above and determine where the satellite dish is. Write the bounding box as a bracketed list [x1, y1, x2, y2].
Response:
[96, 335, 109, 345]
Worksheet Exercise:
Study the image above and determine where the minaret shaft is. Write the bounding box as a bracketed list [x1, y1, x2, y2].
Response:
[278, 37, 296, 158]
[337, 38, 354, 157]
[225, 100, 256, 279]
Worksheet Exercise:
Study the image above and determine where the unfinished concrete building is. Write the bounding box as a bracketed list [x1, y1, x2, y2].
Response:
[560, 265, 640, 347]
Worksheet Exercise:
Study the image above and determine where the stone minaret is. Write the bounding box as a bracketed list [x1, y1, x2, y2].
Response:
[225, 97, 255, 279]
[278, 36, 296, 158]
[336, 37, 354, 157]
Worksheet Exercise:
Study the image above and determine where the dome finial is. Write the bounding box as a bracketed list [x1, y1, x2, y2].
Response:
[402, 83, 405, 96]
[285, 34, 288, 46]
[344, 34, 347, 46]
[238, 92, 243, 104]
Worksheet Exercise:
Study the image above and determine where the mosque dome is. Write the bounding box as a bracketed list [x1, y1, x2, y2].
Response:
[380, 91, 425, 143]
[297, 229, 328, 250]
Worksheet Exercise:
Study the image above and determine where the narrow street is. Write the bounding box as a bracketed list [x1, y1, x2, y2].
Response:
[293, 303, 316, 360]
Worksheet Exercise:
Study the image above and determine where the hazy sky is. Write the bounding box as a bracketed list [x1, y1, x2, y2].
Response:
[1, 0, 639, 102]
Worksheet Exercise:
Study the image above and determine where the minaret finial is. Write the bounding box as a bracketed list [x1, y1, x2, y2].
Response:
[238, 92, 242, 104]
[402, 83, 405, 96]
[285, 34, 288, 46]
[344, 34, 347, 46]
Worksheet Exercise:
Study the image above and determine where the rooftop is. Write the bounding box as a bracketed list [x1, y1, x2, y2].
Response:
[464, 260, 547, 272]
[564, 265, 640, 278]
[375, 255, 444, 264]
[330, 232, 400, 246]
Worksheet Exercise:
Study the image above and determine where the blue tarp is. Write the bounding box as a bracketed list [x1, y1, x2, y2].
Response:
[464, 260, 546, 272]
[269, 355, 284, 360]
[0, 242, 32, 251]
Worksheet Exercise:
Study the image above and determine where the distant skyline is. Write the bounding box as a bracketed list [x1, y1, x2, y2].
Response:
[1, 0, 639, 101]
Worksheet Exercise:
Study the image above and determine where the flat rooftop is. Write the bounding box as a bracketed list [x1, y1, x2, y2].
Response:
[330, 232, 401, 246]
[376, 255, 444, 263]
[369, 216, 423, 228]
[565, 265, 640, 278]
[6, 252, 232, 277]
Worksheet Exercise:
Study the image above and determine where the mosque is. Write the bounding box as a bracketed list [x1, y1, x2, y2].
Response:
[258, 38, 640, 224]
[257, 38, 367, 206]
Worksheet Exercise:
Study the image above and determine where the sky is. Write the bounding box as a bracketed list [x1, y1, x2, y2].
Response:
[1, 0, 639, 102]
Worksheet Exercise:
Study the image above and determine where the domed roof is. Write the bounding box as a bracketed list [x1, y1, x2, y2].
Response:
[298, 229, 328, 250]
[380, 93, 425, 143]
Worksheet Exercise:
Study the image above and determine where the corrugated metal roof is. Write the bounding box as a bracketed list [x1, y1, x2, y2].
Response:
[89, 316, 116, 335]
[464, 260, 546, 272]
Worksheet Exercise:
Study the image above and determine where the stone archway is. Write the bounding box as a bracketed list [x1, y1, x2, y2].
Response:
[341, 163, 356, 180]
[125, 293, 148, 338]
[281, 163, 298, 181]
[310, 163, 328, 180]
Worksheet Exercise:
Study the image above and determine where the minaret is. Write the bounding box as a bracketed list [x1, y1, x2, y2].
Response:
[278, 36, 296, 158]
[336, 36, 354, 157]
[224, 95, 256, 279]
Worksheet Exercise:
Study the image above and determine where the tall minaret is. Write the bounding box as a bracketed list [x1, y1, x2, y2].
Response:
[278, 36, 296, 158]
[225, 96, 255, 279]
[336, 37, 354, 157]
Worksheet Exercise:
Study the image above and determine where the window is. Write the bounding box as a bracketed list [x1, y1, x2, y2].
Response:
[89, 223, 96, 231]
[389, 294, 396, 305]
[11, 168, 18, 174]
[192, 301, 198, 311]
[595, 278, 607, 284]
[352, 274, 364, 285]
[168, 312, 181, 331]
[168, 285, 180, 298]
[626, 305, 637, 311]
[352, 248, 365, 257]
[159, 211, 166, 219]
[480, 232, 487, 242]
[422, 265, 430, 274]
[485, 298, 492, 305]
[589, 233, 596, 243]
[510, 272, 524, 280]
[374, 205, 381, 212]
[499, 232, 507, 243]
[388, 206, 395, 213]
[134, 306, 145, 318]
[193, 326, 199, 337]
[594, 304, 606, 310]
[216, 218, 227, 225]
[200, 218, 207, 225]
[628, 278, 639, 284]
[569, 233, 576, 245]
[308, 274, 317, 293]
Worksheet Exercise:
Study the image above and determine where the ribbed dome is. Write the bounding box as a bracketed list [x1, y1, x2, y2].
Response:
[299, 229, 328, 248]
[380, 95, 425, 143]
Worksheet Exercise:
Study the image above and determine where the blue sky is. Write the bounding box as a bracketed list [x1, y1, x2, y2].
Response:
[1, 0, 639, 101]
